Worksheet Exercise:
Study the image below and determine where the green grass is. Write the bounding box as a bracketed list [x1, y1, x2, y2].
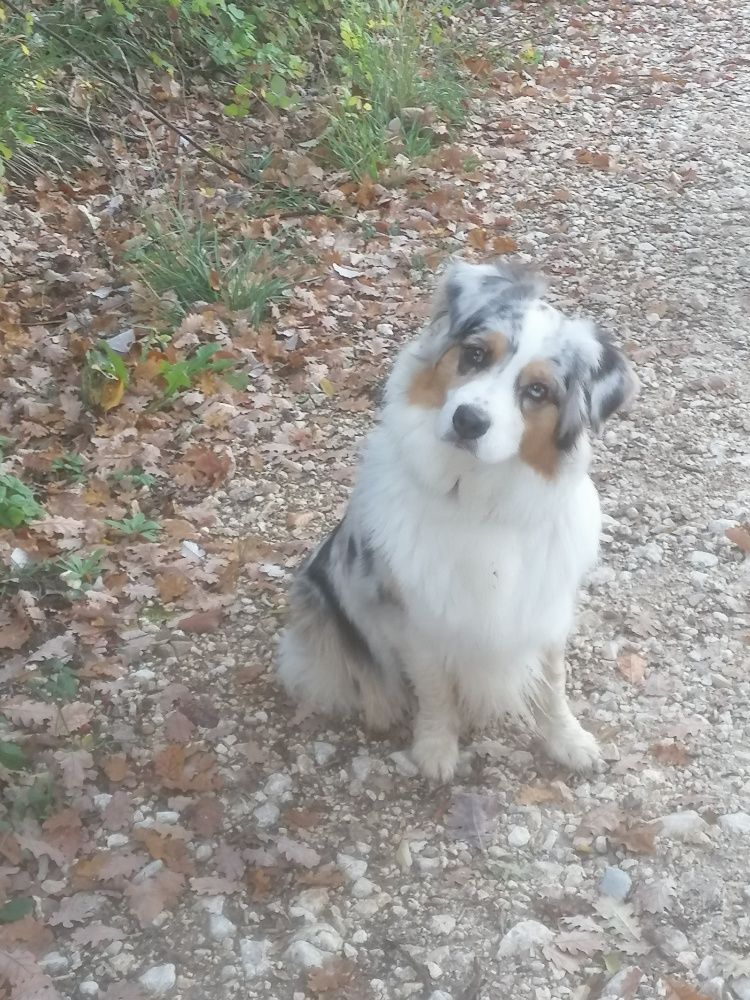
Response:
[128, 206, 287, 322]
[323, 0, 467, 178]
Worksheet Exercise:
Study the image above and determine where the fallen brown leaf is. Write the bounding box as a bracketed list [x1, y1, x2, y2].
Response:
[612, 819, 661, 855]
[185, 796, 224, 837]
[307, 958, 357, 995]
[516, 782, 571, 806]
[125, 869, 185, 926]
[617, 653, 647, 684]
[664, 978, 710, 1000]
[650, 741, 691, 766]
[102, 754, 130, 782]
[726, 525, 750, 555]
[176, 609, 223, 633]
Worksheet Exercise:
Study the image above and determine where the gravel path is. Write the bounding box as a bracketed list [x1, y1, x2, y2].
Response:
[74, 1, 750, 998]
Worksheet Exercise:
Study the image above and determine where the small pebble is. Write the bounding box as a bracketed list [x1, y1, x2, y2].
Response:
[138, 964, 176, 995]
[600, 866, 632, 901]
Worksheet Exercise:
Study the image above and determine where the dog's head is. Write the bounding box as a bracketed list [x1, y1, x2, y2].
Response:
[400, 259, 638, 477]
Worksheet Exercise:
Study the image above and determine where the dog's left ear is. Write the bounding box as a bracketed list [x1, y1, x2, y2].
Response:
[586, 332, 639, 432]
[557, 323, 638, 449]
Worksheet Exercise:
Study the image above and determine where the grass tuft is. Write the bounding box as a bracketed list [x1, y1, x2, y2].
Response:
[127, 206, 287, 322]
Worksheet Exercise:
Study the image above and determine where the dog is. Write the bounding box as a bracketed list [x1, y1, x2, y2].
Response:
[278, 259, 637, 781]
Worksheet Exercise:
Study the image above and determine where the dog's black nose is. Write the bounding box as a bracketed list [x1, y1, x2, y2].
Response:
[452, 404, 490, 440]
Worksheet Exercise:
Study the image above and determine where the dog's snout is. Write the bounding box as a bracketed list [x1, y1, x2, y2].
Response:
[452, 404, 490, 440]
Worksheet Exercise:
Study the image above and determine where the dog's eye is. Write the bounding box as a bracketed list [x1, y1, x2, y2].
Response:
[524, 382, 549, 402]
[461, 345, 489, 369]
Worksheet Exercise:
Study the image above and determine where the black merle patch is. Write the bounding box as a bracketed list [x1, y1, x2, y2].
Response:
[305, 525, 380, 672]
[346, 535, 358, 567]
[360, 542, 375, 576]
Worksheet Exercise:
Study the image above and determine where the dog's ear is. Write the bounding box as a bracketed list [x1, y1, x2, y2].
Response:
[430, 258, 544, 340]
[556, 322, 638, 448]
[586, 332, 639, 432]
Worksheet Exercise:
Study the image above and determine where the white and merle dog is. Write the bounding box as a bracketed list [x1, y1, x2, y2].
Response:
[278, 259, 637, 781]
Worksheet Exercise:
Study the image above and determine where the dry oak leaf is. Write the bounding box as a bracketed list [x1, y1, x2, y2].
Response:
[0, 831, 22, 865]
[307, 958, 357, 995]
[246, 867, 276, 900]
[726, 525, 750, 555]
[297, 866, 345, 889]
[179, 694, 220, 728]
[49, 701, 94, 737]
[175, 609, 223, 634]
[185, 795, 224, 837]
[215, 843, 245, 880]
[103, 790, 134, 831]
[617, 653, 647, 684]
[634, 877, 676, 915]
[153, 744, 222, 792]
[651, 741, 691, 766]
[102, 754, 130, 782]
[54, 748, 94, 792]
[0, 917, 54, 956]
[164, 710, 195, 743]
[283, 807, 322, 831]
[516, 781, 572, 806]
[0, 616, 32, 650]
[0, 947, 62, 1000]
[444, 791, 500, 848]
[277, 836, 322, 870]
[48, 892, 104, 927]
[664, 979, 710, 1000]
[612, 820, 661, 855]
[155, 569, 190, 602]
[17, 834, 66, 868]
[577, 803, 623, 837]
[125, 869, 185, 926]
[575, 148, 612, 170]
[43, 808, 84, 860]
[71, 923, 125, 947]
[0, 699, 56, 727]
[133, 828, 194, 875]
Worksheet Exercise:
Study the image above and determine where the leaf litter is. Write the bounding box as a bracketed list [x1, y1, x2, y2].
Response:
[0, 0, 747, 996]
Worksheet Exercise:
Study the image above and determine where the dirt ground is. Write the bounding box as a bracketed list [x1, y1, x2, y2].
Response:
[4, 0, 750, 998]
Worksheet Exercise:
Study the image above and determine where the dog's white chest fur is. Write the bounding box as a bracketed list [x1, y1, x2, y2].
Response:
[354, 425, 601, 718]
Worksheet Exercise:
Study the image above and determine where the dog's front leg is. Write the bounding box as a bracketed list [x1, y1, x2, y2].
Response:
[534, 648, 602, 772]
[410, 664, 460, 782]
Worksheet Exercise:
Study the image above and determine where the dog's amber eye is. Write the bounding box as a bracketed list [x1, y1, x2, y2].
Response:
[460, 344, 488, 369]
[524, 382, 549, 402]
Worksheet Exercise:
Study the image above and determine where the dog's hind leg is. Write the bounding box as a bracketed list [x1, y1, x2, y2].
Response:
[533, 648, 602, 772]
[277, 577, 361, 716]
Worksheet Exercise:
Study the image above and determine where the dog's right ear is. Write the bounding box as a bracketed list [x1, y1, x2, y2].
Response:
[430, 258, 544, 340]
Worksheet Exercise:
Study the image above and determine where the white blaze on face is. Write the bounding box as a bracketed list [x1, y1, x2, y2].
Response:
[437, 303, 564, 465]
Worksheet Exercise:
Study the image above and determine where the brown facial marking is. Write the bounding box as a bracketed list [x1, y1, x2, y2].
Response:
[518, 360, 560, 479]
[485, 331, 509, 364]
[407, 346, 461, 408]
[408, 332, 510, 409]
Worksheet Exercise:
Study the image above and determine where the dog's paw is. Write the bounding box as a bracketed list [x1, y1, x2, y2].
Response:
[411, 734, 459, 783]
[544, 725, 603, 773]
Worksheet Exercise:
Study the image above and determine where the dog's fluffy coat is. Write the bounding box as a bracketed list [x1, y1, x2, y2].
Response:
[278, 260, 636, 780]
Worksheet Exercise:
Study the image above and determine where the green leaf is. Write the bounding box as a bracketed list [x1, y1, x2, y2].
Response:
[0, 741, 29, 771]
[0, 898, 34, 924]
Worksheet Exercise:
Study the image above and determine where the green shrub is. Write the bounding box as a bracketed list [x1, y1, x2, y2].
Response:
[0, 12, 81, 180]
[324, 0, 467, 177]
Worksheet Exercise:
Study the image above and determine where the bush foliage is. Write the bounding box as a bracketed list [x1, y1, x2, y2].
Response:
[0, 0, 467, 180]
